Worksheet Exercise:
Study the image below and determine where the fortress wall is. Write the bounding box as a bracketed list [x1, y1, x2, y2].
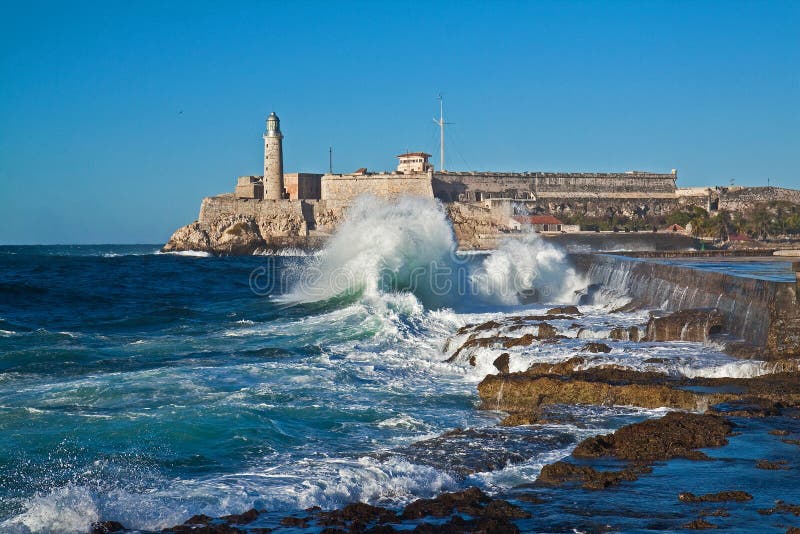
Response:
[320, 173, 433, 203]
[199, 194, 309, 237]
[432, 172, 676, 202]
[718, 187, 800, 212]
[502, 195, 707, 220]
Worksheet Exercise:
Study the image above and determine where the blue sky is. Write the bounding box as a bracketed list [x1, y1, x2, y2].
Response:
[1, 1, 798, 244]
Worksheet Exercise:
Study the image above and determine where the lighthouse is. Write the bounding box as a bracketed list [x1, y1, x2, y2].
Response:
[263, 112, 285, 200]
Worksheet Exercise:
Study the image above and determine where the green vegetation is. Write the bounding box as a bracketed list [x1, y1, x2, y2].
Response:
[559, 201, 800, 239]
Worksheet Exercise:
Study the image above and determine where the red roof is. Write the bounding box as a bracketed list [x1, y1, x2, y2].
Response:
[513, 215, 563, 225]
[666, 224, 685, 232]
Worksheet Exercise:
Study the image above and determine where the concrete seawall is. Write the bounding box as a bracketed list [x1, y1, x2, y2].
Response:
[571, 254, 800, 359]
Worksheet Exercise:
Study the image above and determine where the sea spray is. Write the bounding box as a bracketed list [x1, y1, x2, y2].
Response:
[287, 195, 586, 308]
[470, 234, 586, 306]
[287, 195, 459, 307]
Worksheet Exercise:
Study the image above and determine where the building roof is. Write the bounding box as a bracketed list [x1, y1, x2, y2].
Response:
[665, 224, 686, 232]
[397, 152, 432, 159]
[513, 215, 563, 225]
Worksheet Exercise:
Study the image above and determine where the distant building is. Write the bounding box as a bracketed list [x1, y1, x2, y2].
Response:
[512, 215, 563, 232]
[397, 152, 433, 174]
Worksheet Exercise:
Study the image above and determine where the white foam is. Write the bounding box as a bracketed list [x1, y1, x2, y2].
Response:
[1, 485, 99, 534]
[156, 250, 213, 257]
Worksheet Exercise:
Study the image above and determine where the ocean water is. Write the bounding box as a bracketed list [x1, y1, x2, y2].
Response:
[0, 198, 792, 533]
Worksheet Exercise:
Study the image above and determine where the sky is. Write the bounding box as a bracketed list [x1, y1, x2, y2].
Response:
[0, 1, 798, 244]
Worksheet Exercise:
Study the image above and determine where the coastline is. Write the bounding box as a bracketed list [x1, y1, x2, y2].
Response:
[87, 256, 800, 533]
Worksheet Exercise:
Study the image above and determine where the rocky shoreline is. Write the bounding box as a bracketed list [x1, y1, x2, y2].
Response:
[90, 300, 800, 533]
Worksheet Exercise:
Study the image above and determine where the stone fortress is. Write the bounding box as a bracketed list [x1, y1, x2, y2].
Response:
[162, 113, 795, 254]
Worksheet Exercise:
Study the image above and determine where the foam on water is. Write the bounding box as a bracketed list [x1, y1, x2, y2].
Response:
[286, 195, 586, 308]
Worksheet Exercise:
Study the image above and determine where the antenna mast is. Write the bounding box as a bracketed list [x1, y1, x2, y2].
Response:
[329, 146, 333, 174]
[433, 94, 452, 172]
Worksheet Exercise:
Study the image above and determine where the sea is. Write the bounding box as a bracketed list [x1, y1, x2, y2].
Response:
[0, 197, 795, 532]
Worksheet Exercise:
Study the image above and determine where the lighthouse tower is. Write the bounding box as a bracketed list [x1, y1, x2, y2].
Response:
[263, 112, 285, 200]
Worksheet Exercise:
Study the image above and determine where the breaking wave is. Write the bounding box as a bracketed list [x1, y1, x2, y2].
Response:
[286, 195, 586, 308]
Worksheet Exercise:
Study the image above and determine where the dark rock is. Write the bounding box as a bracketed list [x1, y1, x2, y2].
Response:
[547, 306, 581, 315]
[457, 320, 502, 335]
[483, 500, 531, 519]
[783, 439, 800, 446]
[479, 366, 800, 417]
[609, 326, 641, 342]
[525, 356, 585, 375]
[679, 491, 753, 503]
[683, 518, 717, 529]
[537, 460, 650, 489]
[770, 429, 791, 436]
[756, 459, 791, 470]
[645, 308, 725, 342]
[90, 522, 127, 534]
[402, 487, 490, 519]
[280, 516, 309, 528]
[581, 342, 612, 353]
[572, 412, 733, 461]
[493, 353, 510, 374]
[758, 500, 800, 516]
[220, 508, 261, 524]
[184, 514, 214, 525]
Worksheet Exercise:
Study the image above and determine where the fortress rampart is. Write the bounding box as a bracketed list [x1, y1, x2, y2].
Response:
[432, 171, 677, 202]
[320, 171, 433, 202]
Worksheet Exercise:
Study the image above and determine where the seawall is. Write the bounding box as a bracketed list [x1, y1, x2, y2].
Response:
[571, 254, 800, 359]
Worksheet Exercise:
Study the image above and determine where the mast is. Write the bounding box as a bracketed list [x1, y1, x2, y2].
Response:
[433, 94, 451, 172]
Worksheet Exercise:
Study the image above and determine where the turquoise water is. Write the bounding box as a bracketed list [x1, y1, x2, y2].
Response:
[1, 235, 796, 532]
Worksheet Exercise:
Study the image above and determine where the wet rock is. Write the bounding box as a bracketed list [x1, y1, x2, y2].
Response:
[769, 429, 791, 436]
[479, 367, 800, 417]
[645, 308, 725, 342]
[581, 342, 612, 353]
[679, 491, 753, 503]
[525, 356, 586, 375]
[493, 353, 510, 374]
[396, 426, 575, 477]
[317, 502, 399, 525]
[783, 439, 800, 446]
[457, 320, 502, 335]
[698, 509, 730, 517]
[280, 516, 309, 528]
[758, 500, 800, 516]
[756, 459, 791, 470]
[708, 398, 784, 418]
[609, 325, 641, 342]
[537, 460, 650, 489]
[547, 306, 581, 315]
[572, 412, 733, 461]
[90, 522, 127, 534]
[535, 322, 560, 339]
[478, 368, 721, 413]
[683, 518, 717, 529]
[401, 487, 499, 519]
[503, 333, 536, 348]
[163, 509, 271, 533]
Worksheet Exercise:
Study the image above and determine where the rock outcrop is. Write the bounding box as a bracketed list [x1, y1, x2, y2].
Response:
[478, 365, 800, 417]
[645, 308, 725, 343]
